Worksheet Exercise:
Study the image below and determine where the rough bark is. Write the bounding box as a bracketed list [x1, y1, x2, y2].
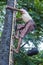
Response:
[0, 0, 15, 65]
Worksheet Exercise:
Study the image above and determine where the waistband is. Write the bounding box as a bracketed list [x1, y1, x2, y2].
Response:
[25, 20, 36, 26]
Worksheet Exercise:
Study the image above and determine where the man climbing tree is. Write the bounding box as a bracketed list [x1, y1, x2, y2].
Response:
[6, 6, 36, 53]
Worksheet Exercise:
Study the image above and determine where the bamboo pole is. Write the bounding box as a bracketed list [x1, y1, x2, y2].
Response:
[9, 0, 16, 65]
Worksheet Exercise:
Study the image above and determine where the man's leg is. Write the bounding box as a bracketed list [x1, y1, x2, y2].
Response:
[20, 23, 31, 38]
[17, 24, 24, 30]
[20, 22, 35, 38]
[13, 23, 31, 53]
[14, 30, 19, 39]
[12, 37, 22, 53]
[13, 23, 35, 53]
[14, 24, 25, 39]
[15, 37, 22, 53]
[12, 30, 19, 39]
[13, 25, 30, 53]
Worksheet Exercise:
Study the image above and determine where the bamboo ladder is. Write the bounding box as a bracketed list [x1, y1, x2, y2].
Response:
[9, 0, 17, 65]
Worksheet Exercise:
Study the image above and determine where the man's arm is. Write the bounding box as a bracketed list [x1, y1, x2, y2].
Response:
[6, 6, 22, 12]
[16, 18, 22, 21]
[6, 6, 22, 21]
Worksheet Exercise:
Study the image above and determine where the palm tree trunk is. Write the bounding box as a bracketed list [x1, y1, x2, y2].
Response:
[0, 0, 16, 65]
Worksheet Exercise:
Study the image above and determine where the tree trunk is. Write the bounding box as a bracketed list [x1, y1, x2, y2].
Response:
[0, 0, 16, 65]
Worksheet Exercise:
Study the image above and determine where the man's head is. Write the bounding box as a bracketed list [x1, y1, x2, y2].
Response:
[20, 8, 28, 14]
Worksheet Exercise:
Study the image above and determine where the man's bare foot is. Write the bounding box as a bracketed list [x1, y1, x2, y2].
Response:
[14, 35, 19, 39]
[11, 48, 19, 53]
[14, 49, 19, 53]
[12, 35, 19, 39]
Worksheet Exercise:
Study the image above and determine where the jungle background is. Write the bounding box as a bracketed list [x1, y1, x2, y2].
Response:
[0, 0, 43, 65]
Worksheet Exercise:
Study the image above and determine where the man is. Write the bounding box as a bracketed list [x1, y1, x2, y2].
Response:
[6, 6, 36, 53]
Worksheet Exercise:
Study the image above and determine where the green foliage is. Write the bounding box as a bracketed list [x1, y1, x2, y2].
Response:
[0, 2, 6, 37]
[0, 0, 43, 65]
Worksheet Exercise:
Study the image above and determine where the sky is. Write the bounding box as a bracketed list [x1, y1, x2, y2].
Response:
[23, 41, 43, 51]
[38, 42, 43, 50]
